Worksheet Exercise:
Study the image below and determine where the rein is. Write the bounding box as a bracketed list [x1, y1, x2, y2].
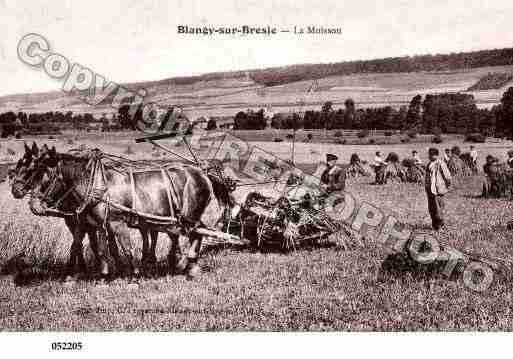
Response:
[36, 167, 76, 216]
[33, 156, 100, 218]
[13, 167, 40, 193]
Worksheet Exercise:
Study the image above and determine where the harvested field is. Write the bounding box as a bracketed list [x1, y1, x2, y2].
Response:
[1, 135, 513, 330]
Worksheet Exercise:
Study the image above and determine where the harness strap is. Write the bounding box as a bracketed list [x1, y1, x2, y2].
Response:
[75, 157, 98, 215]
[160, 168, 176, 218]
[129, 169, 137, 212]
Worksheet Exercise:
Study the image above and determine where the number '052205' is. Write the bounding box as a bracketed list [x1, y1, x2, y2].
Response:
[51, 342, 83, 350]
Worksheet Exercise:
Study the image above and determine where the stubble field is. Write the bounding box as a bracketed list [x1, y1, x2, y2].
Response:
[1, 134, 513, 330]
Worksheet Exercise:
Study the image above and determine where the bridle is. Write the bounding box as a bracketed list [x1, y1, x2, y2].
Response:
[34, 166, 72, 210]
[11, 160, 44, 195]
[31, 157, 99, 217]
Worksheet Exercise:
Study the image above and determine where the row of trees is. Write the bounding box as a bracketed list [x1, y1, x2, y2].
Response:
[232, 86, 513, 137]
[271, 99, 408, 131]
[233, 109, 267, 130]
[0, 110, 120, 137]
[2, 85, 513, 138]
[0, 104, 186, 137]
[249, 48, 513, 86]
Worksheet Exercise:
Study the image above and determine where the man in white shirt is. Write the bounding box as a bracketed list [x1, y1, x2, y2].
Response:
[425, 148, 452, 230]
[374, 151, 386, 166]
[470, 145, 478, 165]
[508, 150, 513, 169]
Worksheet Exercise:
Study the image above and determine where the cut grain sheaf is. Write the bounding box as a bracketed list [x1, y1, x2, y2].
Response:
[482, 162, 513, 199]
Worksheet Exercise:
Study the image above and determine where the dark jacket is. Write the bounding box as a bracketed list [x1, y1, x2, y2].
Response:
[321, 165, 346, 192]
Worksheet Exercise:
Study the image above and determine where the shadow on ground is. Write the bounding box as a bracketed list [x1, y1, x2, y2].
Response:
[0, 240, 344, 286]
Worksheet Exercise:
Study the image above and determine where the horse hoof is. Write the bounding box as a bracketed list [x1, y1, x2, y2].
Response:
[176, 257, 189, 274]
[95, 280, 108, 288]
[64, 274, 79, 283]
[186, 263, 202, 280]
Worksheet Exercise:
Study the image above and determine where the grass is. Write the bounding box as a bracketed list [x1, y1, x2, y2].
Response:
[225, 129, 441, 146]
[2, 136, 513, 330]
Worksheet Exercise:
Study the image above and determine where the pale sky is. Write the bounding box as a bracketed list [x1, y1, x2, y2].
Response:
[1, 0, 512, 96]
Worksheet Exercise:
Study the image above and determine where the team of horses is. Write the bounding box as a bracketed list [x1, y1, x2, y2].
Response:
[9, 142, 232, 280]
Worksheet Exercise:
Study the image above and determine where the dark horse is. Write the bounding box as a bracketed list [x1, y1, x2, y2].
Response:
[10, 143, 114, 277]
[11, 143, 186, 277]
[23, 146, 231, 278]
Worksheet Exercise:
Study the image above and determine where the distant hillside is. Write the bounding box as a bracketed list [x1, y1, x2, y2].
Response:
[127, 47, 513, 88]
[2, 46, 513, 116]
[468, 72, 513, 91]
[128, 47, 513, 88]
[247, 48, 513, 86]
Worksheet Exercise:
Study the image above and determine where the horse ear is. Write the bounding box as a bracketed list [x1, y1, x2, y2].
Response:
[31, 142, 39, 156]
[41, 144, 49, 153]
[24, 142, 30, 154]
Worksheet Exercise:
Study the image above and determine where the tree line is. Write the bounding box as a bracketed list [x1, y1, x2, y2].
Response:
[234, 86, 513, 139]
[2, 85, 513, 139]
[249, 48, 513, 86]
[0, 110, 120, 137]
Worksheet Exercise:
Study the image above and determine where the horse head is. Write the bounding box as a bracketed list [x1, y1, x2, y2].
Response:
[27, 146, 64, 216]
[11, 142, 40, 198]
[11, 142, 58, 199]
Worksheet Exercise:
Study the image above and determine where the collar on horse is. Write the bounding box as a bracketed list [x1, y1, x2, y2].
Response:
[33, 153, 104, 218]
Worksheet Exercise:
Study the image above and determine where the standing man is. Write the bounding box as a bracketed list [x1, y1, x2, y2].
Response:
[443, 148, 451, 163]
[374, 151, 387, 166]
[425, 148, 452, 230]
[373, 151, 387, 184]
[507, 150, 513, 168]
[412, 150, 422, 165]
[321, 154, 346, 194]
[470, 145, 478, 166]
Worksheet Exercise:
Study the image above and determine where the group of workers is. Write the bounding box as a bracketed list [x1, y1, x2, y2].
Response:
[320, 145, 482, 232]
[372, 145, 479, 169]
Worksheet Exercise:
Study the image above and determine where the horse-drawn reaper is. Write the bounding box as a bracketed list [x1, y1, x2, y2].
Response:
[9, 137, 358, 280]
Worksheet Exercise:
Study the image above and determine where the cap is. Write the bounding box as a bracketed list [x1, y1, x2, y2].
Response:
[326, 154, 338, 162]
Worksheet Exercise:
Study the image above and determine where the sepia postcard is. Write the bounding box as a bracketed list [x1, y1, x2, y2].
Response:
[0, 0, 513, 356]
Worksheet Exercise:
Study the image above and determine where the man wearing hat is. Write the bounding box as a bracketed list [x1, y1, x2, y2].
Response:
[507, 150, 513, 169]
[321, 153, 346, 194]
[425, 147, 452, 230]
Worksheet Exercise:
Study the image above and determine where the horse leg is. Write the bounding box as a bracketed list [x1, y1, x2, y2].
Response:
[143, 229, 160, 276]
[75, 222, 89, 274]
[184, 231, 202, 279]
[91, 229, 111, 278]
[139, 227, 151, 274]
[165, 232, 178, 275]
[86, 227, 104, 275]
[106, 225, 124, 276]
[64, 217, 85, 277]
[63, 218, 77, 274]
[149, 230, 158, 266]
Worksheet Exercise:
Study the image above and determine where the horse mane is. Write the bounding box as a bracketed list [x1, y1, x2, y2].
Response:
[208, 173, 233, 207]
[56, 153, 91, 182]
